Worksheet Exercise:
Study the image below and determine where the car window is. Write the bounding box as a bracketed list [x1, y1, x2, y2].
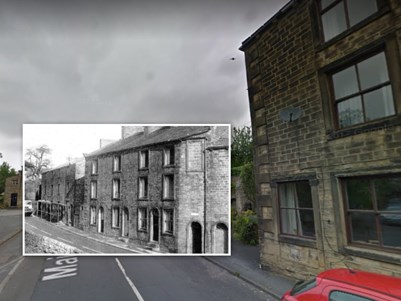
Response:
[291, 278, 317, 296]
[330, 291, 374, 301]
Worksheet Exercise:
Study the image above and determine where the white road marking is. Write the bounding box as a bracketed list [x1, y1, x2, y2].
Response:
[58, 237, 73, 244]
[115, 258, 145, 301]
[0, 257, 24, 295]
[0, 256, 23, 271]
[81, 246, 101, 253]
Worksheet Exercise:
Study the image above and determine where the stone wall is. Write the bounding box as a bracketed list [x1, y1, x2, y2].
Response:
[242, 0, 401, 279]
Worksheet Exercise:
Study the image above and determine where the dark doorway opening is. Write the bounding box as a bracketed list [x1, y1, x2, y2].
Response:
[152, 209, 159, 242]
[10, 193, 17, 207]
[192, 222, 202, 253]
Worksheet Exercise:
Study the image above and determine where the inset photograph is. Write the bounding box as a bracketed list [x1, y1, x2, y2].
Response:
[23, 124, 230, 255]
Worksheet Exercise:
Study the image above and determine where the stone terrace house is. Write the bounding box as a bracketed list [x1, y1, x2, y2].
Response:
[4, 172, 22, 208]
[240, 0, 401, 278]
[40, 159, 85, 228]
[82, 126, 229, 254]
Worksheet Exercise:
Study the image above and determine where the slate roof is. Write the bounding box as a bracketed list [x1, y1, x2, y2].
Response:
[85, 126, 211, 158]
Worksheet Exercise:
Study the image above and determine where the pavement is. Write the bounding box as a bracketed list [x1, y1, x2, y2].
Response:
[205, 239, 296, 300]
[0, 209, 22, 247]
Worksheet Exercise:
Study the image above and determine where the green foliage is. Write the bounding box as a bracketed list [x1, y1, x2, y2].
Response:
[231, 126, 253, 168]
[232, 210, 259, 245]
[0, 162, 17, 194]
[240, 162, 255, 203]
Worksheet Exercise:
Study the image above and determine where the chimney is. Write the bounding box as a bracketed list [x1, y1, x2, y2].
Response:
[121, 126, 144, 139]
[99, 139, 116, 148]
[144, 126, 163, 135]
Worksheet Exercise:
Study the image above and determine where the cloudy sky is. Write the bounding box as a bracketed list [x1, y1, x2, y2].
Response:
[0, 0, 286, 169]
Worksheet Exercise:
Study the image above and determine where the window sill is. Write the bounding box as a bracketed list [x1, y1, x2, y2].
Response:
[138, 197, 148, 201]
[162, 198, 175, 202]
[90, 223, 96, 226]
[138, 229, 147, 233]
[326, 115, 401, 140]
[112, 171, 121, 174]
[163, 232, 174, 237]
[139, 168, 149, 171]
[343, 245, 401, 265]
[111, 226, 120, 229]
[163, 164, 175, 168]
[278, 235, 317, 248]
[91, 173, 98, 176]
[112, 198, 120, 201]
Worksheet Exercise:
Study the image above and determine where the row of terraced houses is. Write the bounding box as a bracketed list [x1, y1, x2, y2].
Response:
[38, 125, 229, 254]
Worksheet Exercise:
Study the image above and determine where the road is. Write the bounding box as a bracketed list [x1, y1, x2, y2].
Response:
[1, 212, 276, 300]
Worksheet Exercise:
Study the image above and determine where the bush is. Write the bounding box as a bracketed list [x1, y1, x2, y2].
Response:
[232, 209, 258, 245]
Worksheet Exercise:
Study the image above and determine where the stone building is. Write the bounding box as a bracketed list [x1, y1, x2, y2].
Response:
[240, 0, 401, 278]
[82, 126, 229, 254]
[4, 172, 22, 208]
[40, 159, 85, 228]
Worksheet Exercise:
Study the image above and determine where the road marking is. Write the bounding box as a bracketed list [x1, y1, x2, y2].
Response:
[0, 256, 24, 271]
[58, 237, 73, 244]
[42, 257, 78, 281]
[81, 246, 101, 253]
[115, 258, 144, 301]
[0, 257, 24, 295]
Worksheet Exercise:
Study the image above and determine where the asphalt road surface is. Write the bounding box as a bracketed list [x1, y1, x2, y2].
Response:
[1, 255, 273, 301]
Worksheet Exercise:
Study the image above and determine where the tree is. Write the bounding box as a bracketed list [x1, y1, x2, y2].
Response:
[231, 126, 253, 168]
[25, 145, 52, 180]
[0, 162, 17, 194]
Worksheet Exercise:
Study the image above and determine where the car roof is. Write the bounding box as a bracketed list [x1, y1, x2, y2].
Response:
[318, 269, 401, 298]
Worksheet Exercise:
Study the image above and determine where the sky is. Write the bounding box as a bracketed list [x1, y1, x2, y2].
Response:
[0, 0, 287, 170]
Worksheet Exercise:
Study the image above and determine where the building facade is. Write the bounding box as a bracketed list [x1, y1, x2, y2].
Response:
[40, 160, 85, 228]
[82, 126, 229, 254]
[4, 172, 22, 208]
[241, 0, 401, 278]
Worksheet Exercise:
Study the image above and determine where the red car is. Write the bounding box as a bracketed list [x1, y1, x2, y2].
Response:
[282, 268, 401, 301]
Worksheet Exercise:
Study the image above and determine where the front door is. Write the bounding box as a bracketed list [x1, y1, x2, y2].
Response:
[151, 209, 159, 242]
[98, 207, 104, 233]
[10, 193, 17, 207]
[122, 208, 129, 237]
[192, 222, 202, 253]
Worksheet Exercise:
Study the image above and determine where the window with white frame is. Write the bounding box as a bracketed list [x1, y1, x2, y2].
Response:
[139, 150, 149, 169]
[90, 181, 97, 199]
[91, 160, 98, 174]
[90, 206, 96, 225]
[319, 0, 379, 42]
[163, 146, 175, 166]
[112, 207, 120, 228]
[163, 175, 174, 200]
[138, 208, 148, 231]
[330, 51, 395, 129]
[138, 177, 148, 199]
[278, 181, 316, 239]
[163, 209, 174, 234]
[113, 155, 121, 172]
[112, 179, 120, 199]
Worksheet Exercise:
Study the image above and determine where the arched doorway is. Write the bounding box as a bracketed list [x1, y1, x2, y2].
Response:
[214, 223, 228, 254]
[122, 207, 129, 237]
[191, 222, 202, 253]
[98, 207, 104, 233]
[150, 209, 159, 242]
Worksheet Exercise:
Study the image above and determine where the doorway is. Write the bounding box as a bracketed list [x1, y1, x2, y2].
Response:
[215, 223, 228, 253]
[191, 222, 202, 253]
[98, 207, 104, 233]
[10, 193, 17, 207]
[151, 209, 159, 242]
[122, 207, 129, 237]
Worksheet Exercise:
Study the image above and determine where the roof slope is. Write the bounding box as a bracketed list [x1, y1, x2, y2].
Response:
[86, 126, 211, 158]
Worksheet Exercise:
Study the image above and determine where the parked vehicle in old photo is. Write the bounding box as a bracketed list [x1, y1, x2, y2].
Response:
[24, 200, 33, 216]
[281, 268, 401, 301]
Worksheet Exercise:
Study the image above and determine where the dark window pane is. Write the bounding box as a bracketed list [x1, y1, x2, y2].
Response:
[375, 177, 401, 210]
[322, 2, 347, 41]
[346, 179, 373, 209]
[280, 209, 298, 235]
[333, 66, 358, 99]
[358, 53, 389, 90]
[380, 214, 401, 248]
[350, 212, 378, 244]
[299, 210, 316, 237]
[320, 0, 335, 10]
[296, 182, 313, 208]
[337, 96, 363, 128]
[364, 86, 395, 121]
[348, 0, 377, 27]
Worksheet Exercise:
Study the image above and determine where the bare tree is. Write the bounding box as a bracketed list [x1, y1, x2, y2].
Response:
[25, 145, 52, 180]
